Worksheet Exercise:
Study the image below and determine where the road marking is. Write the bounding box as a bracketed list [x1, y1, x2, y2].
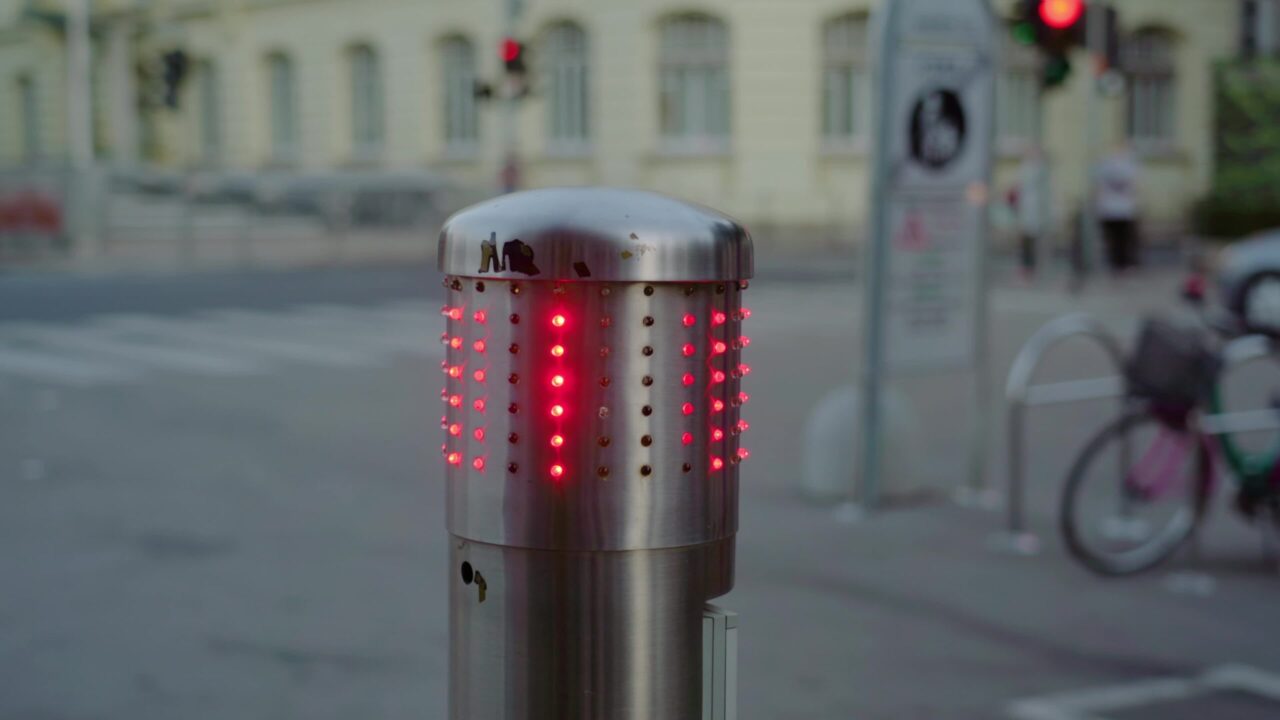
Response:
[94, 315, 379, 368]
[0, 346, 140, 385]
[15, 326, 267, 376]
[1007, 664, 1280, 719]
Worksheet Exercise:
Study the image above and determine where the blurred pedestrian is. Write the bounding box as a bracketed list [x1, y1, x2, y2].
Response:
[1013, 146, 1051, 283]
[1094, 143, 1142, 274]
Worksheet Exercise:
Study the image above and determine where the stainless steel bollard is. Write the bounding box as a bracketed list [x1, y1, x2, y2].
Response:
[438, 188, 753, 720]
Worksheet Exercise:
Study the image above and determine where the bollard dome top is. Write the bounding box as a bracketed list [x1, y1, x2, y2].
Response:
[438, 187, 753, 282]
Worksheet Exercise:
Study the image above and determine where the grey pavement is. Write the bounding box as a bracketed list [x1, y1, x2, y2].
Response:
[1, 265, 1278, 719]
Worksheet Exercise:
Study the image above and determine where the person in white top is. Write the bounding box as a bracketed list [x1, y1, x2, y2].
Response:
[1013, 146, 1051, 282]
[1094, 143, 1142, 273]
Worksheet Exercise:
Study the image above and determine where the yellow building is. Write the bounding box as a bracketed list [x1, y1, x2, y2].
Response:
[2, 0, 1277, 246]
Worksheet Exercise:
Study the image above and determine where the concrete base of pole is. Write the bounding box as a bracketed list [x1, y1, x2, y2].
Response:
[799, 385, 918, 504]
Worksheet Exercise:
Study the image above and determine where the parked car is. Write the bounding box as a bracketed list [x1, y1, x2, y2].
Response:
[1218, 228, 1280, 336]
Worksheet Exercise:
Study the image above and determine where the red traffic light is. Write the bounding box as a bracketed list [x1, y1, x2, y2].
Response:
[1039, 0, 1084, 29]
[501, 37, 522, 63]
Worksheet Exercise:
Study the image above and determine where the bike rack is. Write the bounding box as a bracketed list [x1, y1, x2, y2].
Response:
[994, 313, 1127, 556]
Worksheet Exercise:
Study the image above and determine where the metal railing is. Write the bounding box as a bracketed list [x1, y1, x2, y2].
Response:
[995, 313, 1127, 555]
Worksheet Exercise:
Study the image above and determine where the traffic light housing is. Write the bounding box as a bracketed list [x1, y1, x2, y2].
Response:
[161, 49, 188, 109]
[1013, 0, 1087, 90]
[501, 37, 527, 75]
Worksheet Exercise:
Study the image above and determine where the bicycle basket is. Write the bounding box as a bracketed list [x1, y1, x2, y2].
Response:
[1125, 316, 1220, 408]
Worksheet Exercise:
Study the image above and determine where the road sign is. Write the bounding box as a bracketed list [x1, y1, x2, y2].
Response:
[859, 0, 996, 506]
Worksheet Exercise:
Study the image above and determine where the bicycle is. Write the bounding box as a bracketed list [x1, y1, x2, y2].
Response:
[1059, 300, 1280, 576]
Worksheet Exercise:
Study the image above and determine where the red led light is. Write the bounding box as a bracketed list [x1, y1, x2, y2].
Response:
[682, 432, 694, 445]
[740, 308, 752, 320]
[472, 457, 486, 471]
[712, 399, 725, 412]
[473, 340, 487, 353]
[682, 343, 696, 357]
[740, 336, 751, 347]
[449, 423, 462, 436]
[739, 392, 750, 404]
[1039, 0, 1083, 29]
[551, 345, 565, 358]
[551, 374, 566, 388]
[683, 313, 697, 327]
[711, 456, 725, 471]
[473, 370, 487, 382]
[448, 366, 462, 378]
[712, 428, 725, 441]
[473, 428, 486, 441]
[550, 404, 565, 418]
[449, 308, 463, 321]
[739, 363, 751, 376]
[447, 452, 462, 466]
[550, 463, 565, 479]
[737, 448, 750, 460]
[551, 314, 567, 328]
[712, 341, 727, 355]
[501, 37, 522, 63]
[474, 310, 487, 323]
[712, 311, 727, 326]
[737, 420, 750, 432]
[473, 399, 486, 412]
[449, 394, 462, 407]
[682, 402, 695, 416]
[450, 337, 463, 349]
[712, 370, 726, 384]
[550, 434, 565, 448]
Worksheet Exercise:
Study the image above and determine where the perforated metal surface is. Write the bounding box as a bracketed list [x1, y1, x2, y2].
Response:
[441, 277, 751, 551]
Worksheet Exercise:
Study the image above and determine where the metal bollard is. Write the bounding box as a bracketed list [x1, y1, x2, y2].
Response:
[437, 188, 753, 720]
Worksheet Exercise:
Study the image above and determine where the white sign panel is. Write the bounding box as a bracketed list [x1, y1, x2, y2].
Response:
[873, 0, 996, 371]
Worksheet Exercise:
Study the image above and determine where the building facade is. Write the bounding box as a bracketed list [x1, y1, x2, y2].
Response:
[0, 0, 1274, 246]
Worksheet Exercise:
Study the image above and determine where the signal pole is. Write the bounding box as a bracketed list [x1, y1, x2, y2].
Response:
[66, 0, 99, 261]
[501, 0, 525, 193]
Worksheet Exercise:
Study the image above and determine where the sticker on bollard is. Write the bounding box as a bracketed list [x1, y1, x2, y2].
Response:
[438, 188, 752, 720]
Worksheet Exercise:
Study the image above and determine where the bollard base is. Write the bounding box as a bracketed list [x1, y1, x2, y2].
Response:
[450, 536, 735, 720]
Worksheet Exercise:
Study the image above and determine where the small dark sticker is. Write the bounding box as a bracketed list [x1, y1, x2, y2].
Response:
[909, 88, 967, 172]
[503, 239, 540, 276]
[478, 233, 541, 276]
[573, 261, 591, 278]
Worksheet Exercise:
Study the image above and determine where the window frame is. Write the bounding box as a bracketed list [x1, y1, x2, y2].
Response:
[820, 13, 872, 154]
[543, 21, 591, 156]
[266, 52, 299, 165]
[441, 35, 480, 158]
[1124, 29, 1179, 154]
[348, 44, 385, 163]
[657, 13, 731, 156]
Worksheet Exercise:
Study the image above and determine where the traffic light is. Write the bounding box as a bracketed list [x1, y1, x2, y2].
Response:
[500, 37, 526, 75]
[1013, 0, 1087, 90]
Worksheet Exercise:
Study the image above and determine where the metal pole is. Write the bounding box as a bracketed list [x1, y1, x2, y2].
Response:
[66, 0, 99, 262]
[1079, 3, 1106, 282]
[502, 0, 523, 192]
[856, 0, 902, 513]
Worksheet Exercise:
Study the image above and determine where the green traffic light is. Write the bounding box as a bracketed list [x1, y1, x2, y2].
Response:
[1012, 22, 1037, 46]
[1043, 56, 1072, 88]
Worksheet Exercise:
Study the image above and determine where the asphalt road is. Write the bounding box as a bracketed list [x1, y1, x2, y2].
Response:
[1, 265, 1278, 720]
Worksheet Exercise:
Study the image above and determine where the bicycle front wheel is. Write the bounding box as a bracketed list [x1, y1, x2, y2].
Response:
[1060, 410, 1210, 576]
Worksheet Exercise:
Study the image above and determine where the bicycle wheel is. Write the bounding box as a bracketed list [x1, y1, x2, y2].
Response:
[1060, 409, 1211, 576]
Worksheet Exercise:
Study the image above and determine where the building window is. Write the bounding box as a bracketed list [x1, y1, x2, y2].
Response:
[544, 22, 590, 150]
[1242, 0, 1280, 56]
[17, 74, 40, 163]
[658, 14, 730, 152]
[1125, 29, 1177, 148]
[441, 36, 478, 153]
[822, 14, 870, 148]
[998, 33, 1040, 148]
[267, 52, 298, 164]
[348, 44, 385, 161]
[196, 61, 222, 165]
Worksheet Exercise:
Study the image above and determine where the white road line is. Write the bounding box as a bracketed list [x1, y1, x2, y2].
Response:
[93, 315, 379, 368]
[275, 305, 440, 354]
[14, 326, 267, 376]
[0, 346, 140, 386]
[202, 308, 442, 360]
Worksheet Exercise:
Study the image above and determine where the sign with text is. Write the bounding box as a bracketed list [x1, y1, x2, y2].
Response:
[872, 0, 995, 371]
